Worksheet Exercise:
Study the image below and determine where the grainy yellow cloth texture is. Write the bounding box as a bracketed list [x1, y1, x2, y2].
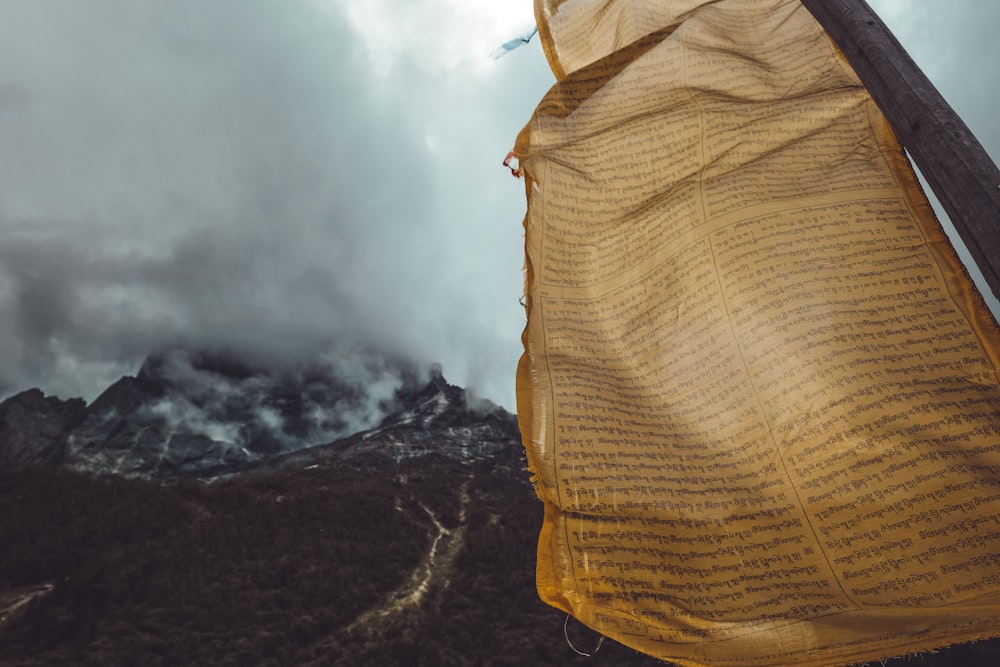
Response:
[513, 1, 1000, 665]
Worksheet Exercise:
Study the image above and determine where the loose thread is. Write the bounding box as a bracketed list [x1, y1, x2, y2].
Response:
[564, 614, 605, 658]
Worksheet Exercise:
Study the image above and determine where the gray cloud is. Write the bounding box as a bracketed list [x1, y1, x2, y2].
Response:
[0, 0, 552, 406]
[1, 0, 996, 407]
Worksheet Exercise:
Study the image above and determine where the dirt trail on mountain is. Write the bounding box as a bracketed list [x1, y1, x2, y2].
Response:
[347, 476, 472, 633]
[0, 583, 54, 627]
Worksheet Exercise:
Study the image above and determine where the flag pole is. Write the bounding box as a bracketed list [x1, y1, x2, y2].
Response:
[800, 0, 1000, 301]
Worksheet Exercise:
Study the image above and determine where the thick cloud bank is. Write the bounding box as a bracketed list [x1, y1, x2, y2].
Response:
[0, 0, 548, 407]
[1, 0, 997, 408]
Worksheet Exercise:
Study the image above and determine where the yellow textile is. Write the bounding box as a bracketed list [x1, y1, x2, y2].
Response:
[513, 1, 1000, 665]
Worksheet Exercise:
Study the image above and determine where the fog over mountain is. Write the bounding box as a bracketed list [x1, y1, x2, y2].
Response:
[0, 345, 516, 480]
[0, 0, 549, 409]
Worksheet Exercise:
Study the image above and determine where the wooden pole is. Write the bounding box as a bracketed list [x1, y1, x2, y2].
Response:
[800, 0, 1000, 301]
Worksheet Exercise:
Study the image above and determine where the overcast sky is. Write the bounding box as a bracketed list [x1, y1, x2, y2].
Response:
[1, 0, 997, 410]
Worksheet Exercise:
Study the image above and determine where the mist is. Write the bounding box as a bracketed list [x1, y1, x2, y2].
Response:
[0, 0, 549, 408]
[2, 1, 998, 409]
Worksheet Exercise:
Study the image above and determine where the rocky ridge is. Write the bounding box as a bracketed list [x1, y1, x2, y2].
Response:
[0, 349, 521, 480]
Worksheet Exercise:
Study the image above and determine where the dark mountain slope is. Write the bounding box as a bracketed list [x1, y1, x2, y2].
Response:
[0, 390, 86, 467]
[2, 350, 1000, 665]
[0, 459, 667, 667]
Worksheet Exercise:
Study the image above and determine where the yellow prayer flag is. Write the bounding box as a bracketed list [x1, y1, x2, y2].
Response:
[513, 1, 1000, 665]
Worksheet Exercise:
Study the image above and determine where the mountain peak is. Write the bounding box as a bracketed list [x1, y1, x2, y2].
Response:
[428, 362, 448, 389]
[0, 348, 519, 479]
